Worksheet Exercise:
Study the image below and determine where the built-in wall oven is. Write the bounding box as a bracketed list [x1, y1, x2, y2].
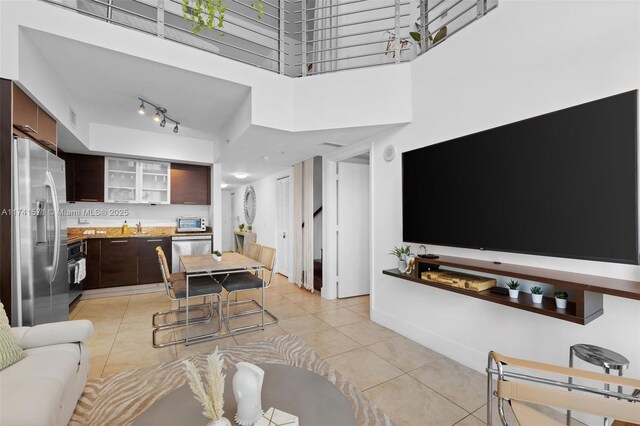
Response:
[67, 241, 85, 307]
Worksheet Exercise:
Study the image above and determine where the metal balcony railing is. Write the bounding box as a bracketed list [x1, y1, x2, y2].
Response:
[40, 0, 497, 77]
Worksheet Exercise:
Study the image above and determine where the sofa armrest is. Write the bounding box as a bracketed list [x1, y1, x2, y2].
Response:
[13, 320, 94, 349]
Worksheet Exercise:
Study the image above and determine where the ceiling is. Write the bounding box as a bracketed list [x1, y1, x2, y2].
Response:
[22, 28, 400, 187]
[25, 28, 250, 142]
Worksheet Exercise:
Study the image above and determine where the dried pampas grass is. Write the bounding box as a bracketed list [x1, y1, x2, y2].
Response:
[184, 348, 226, 421]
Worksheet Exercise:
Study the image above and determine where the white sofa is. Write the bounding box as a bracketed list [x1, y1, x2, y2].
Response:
[1, 320, 93, 426]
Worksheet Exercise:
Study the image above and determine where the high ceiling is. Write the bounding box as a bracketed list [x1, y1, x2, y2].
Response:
[22, 28, 400, 187]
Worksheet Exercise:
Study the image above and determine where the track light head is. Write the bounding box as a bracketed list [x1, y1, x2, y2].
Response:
[160, 118, 166, 127]
[138, 102, 145, 114]
[153, 110, 161, 122]
[173, 124, 179, 134]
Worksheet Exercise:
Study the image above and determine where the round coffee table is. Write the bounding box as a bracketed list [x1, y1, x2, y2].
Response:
[133, 363, 356, 426]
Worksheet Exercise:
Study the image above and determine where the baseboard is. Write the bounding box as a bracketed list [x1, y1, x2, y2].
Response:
[370, 307, 488, 373]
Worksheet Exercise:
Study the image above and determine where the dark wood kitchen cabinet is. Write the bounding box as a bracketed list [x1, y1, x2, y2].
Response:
[100, 238, 138, 287]
[170, 163, 210, 205]
[65, 153, 105, 202]
[84, 239, 101, 290]
[37, 109, 57, 149]
[138, 237, 171, 284]
[12, 85, 38, 136]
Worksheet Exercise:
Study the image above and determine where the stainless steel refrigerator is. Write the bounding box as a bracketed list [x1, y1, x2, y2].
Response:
[11, 137, 68, 326]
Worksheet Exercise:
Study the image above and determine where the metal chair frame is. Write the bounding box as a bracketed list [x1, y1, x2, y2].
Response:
[221, 247, 279, 334]
[486, 351, 640, 426]
[152, 247, 223, 348]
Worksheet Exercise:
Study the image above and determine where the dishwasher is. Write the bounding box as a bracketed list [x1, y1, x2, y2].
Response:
[171, 235, 213, 272]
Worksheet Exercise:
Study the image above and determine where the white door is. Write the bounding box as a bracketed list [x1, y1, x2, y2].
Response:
[337, 162, 370, 298]
[276, 176, 291, 276]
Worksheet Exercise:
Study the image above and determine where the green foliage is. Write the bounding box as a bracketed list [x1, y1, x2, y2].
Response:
[389, 245, 411, 258]
[239, 223, 245, 230]
[506, 280, 519, 290]
[409, 31, 422, 48]
[530, 286, 543, 295]
[213, 250, 222, 256]
[183, 0, 227, 34]
[554, 291, 568, 299]
[251, 1, 265, 19]
[182, 0, 265, 35]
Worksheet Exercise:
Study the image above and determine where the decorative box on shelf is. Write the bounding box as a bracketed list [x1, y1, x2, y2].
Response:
[254, 407, 299, 426]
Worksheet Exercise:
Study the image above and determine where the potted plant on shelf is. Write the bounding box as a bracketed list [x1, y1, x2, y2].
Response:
[389, 245, 411, 273]
[213, 250, 222, 261]
[530, 286, 544, 304]
[554, 291, 568, 309]
[506, 280, 520, 299]
[238, 223, 245, 232]
[247, 225, 252, 232]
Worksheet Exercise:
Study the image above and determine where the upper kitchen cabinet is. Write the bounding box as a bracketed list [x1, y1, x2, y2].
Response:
[12, 85, 57, 149]
[12, 85, 38, 136]
[140, 161, 170, 204]
[170, 163, 210, 205]
[105, 157, 170, 204]
[66, 154, 105, 202]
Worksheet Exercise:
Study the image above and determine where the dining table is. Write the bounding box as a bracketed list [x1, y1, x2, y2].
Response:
[179, 252, 264, 345]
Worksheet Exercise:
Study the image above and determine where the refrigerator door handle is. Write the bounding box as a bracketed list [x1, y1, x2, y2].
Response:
[45, 171, 61, 284]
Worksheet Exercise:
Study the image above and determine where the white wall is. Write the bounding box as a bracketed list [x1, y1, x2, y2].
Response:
[369, 2, 640, 410]
[230, 167, 293, 251]
[64, 202, 210, 228]
[221, 190, 234, 251]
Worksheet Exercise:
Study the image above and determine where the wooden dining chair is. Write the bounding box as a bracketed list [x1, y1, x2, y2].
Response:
[220, 246, 279, 333]
[152, 247, 223, 347]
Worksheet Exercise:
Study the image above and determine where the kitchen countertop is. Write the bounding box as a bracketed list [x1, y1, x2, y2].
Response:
[67, 226, 213, 244]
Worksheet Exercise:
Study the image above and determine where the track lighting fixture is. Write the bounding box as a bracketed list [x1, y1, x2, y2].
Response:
[137, 98, 180, 133]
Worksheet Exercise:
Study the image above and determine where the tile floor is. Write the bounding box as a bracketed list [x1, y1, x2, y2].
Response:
[69, 273, 581, 426]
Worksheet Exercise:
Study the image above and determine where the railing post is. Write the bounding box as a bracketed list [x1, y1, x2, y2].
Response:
[279, 0, 285, 74]
[107, 0, 113, 23]
[394, 0, 401, 62]
[477, 0, 486, 17]
[302, 0, 308, 76]
[419, 0, 427, 54]
[157, 0, 165, 38]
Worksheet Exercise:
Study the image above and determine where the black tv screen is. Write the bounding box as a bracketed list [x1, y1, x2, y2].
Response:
[402, 90, 639, 264]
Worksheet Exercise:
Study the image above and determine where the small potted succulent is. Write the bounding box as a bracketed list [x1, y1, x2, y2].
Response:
[213, 250, 222, 261]
[554, 291, 568, 309]
[506, 280, 520, 299]
[389, 245, 411, 273]
[247, 225, 253, 232]
[530, 286, 544, 304]
[238, 223, 245, 232]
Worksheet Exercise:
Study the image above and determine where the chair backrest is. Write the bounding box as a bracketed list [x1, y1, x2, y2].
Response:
[258, 246, 277, 286]
[156, 247, 172, 294]
[246, 242, 262, 261]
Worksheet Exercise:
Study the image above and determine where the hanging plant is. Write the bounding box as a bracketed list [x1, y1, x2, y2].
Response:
[182, 0, 265, 35]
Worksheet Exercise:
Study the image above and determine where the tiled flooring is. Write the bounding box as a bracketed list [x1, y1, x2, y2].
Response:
[69, 273, 578, 426]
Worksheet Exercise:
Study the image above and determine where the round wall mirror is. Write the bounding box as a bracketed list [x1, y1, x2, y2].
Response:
[244, 185, 256, 225]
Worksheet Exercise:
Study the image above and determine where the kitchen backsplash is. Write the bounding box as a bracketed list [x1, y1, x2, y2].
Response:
[62, 202, 210, 228]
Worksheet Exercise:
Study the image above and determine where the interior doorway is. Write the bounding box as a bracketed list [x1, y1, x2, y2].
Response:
[336, 152, 370, 298]
[276, 176, 291, 277]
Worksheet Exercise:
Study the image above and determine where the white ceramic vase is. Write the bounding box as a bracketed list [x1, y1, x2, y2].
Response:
[206, 417, 232, 426]
[555, 297, 567, 309]
[508, 289, 519, 299]
[531, 293, 543, 304]
[233, 362, 264, 426]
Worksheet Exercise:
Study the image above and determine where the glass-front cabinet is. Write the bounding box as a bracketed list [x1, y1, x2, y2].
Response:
[105, 157, 170, 204]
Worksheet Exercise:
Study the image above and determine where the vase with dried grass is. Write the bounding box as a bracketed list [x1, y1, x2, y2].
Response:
[184, 349, 232, 426]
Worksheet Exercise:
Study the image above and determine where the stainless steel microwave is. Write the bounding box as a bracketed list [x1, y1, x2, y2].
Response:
[177, 216, 207, 233]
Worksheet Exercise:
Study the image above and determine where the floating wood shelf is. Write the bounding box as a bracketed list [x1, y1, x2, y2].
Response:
[382, 255, 640, 325]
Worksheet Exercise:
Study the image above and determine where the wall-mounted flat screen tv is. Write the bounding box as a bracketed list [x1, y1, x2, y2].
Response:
[402, 90, 638, 264]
